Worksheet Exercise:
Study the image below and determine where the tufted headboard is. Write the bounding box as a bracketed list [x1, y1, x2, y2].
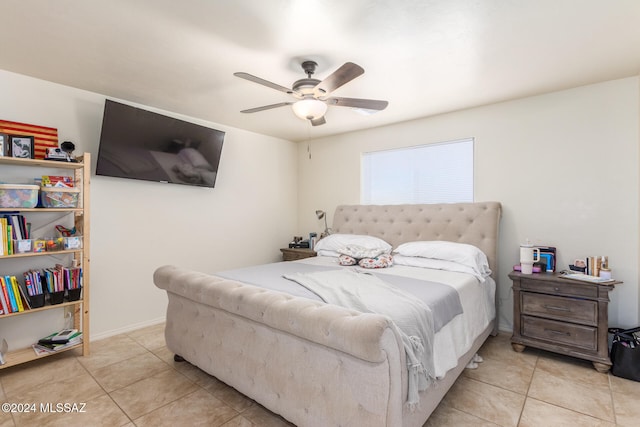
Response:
[332, 202, 502, 280]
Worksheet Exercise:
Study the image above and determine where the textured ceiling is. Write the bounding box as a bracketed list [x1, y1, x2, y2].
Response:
[1, 0, 639, 142]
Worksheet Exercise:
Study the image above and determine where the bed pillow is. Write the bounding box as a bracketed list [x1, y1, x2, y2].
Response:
[393, 254, 486, 281]
[316, 249, 341, 258]
[394, 240, 491, 278]
[314, 234, 392, 256]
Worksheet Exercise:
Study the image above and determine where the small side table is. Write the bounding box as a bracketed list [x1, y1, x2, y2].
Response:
[509, 271, 620, 372]
[280, 247, 317, 261]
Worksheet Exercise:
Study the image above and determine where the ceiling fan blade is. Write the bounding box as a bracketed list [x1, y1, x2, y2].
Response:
[234, 72, 293, 94]
[240, 102, 293, 114]
[314, 62, 364, 96]
[310, 116, 326, 126]
[325, 97, 388, 111]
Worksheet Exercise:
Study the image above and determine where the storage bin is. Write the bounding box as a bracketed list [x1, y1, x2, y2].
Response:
[67, 287, 82, 301]
[29, 293, 45, 308]
[63, 236, 82, 250]
[44, 237, 65, 252]
[0, 184, 39, 208]
[40, 186, 80, 208]
[13, 239, 33, 254]
[33, 239, 47, 253]
[49, 290, 65, 305]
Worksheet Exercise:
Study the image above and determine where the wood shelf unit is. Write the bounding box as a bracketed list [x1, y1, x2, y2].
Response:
[0, 154, 90, 368]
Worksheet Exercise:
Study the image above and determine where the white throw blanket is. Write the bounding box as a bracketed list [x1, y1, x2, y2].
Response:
[283, 269, 435, 409]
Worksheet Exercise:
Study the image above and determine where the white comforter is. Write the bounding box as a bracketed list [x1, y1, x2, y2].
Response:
[298, 256, 496, 378]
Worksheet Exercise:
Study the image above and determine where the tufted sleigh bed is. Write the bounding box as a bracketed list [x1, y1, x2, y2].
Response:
[154, 202, 502, 426]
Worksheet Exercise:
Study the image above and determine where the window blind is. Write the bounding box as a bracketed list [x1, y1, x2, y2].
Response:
[361, 138, 474, 204]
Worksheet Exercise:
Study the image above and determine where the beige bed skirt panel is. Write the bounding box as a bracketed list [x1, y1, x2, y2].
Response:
[155, 265, 407, 427]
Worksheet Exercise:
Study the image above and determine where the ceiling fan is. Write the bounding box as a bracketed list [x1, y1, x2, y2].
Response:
[234, 61, 388, 126]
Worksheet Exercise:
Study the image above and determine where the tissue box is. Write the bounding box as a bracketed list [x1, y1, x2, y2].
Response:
[40, 186, 80, 208]
[0, 184, 39, 208]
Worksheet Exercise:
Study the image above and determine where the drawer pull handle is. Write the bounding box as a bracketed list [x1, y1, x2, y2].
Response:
[543, 305, 571, 312]
[545, 328, 570, 336]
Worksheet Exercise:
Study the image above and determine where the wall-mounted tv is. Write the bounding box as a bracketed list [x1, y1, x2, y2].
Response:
[96, 100, 225, 188]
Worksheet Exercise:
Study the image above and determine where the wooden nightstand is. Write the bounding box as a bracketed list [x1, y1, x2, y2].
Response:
[280, 247, 317, 261]
[509, 271, 620, 372]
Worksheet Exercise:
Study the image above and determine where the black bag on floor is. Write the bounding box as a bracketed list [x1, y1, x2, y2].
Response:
[609, 326, 640, 381]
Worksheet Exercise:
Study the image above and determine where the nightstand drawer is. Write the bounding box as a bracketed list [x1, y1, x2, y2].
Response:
[522, 315, 597, 351]
[521, 293, 597, 325]
[280, 248, 317, 261]
[520, 278, 597, 298]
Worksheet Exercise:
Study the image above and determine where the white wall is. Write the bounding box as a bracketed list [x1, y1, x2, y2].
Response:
[298, 76, 640, 331]
[0, 70, 298, 347]
[2, 68, 638, 348]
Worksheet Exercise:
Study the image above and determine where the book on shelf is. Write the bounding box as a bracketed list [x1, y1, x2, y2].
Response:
[0, 275, 31, 314]
[2, 275, 19, 312]
[24, 270, 44, 297]
[10, 276, 24, 311]
[0, 287, 7, 315]
[33, 329, 82, 355]
[16, 279, 32, 310]
[0, 217, 6, 256]
[0, 277, 11, 314]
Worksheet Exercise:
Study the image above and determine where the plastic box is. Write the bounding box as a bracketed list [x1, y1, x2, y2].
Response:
[33, 239, 47, 253]
[13, 239, 33, 254]
[64, 236, 82, 250]
[44, 237, 65, 252]
[40, 186, 80, 208]
[0, 184, 39, 208]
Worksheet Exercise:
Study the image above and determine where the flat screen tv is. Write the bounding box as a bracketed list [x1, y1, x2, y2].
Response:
[96, 100, 225, 188]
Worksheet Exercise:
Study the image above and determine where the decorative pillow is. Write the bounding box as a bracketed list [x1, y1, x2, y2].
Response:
[314, 234, 392, 255]
[394, 240, 491, 278]
[338, 254, 358, 266]
[358, 254, 394, 269]
[178, 148, 214, 171]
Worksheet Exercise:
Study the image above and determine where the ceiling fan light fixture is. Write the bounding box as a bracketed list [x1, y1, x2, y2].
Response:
[292, 98, 327, 121]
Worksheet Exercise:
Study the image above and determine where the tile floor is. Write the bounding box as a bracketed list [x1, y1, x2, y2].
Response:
[1, 323, 639, 426]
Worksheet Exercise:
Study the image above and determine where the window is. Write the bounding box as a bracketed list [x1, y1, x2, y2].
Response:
[361, 138, 473, 204]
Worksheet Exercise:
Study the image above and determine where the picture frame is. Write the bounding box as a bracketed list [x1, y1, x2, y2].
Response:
[10, 135, 35, 159]
[0, 133, 8, 156]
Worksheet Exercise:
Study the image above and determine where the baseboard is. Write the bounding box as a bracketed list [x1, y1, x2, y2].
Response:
[90, 316, 166, 341]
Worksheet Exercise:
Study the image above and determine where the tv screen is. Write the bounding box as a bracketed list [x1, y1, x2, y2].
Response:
[96, 100, 225, 188]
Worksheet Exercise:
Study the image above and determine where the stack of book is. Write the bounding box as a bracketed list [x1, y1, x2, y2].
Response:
[0, 275, 31, 315]
[32, 329, 82, 355]
[0, 213, 30, 256]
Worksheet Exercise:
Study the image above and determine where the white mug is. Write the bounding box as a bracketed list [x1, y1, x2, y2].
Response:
[520, 245, 540, 264]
